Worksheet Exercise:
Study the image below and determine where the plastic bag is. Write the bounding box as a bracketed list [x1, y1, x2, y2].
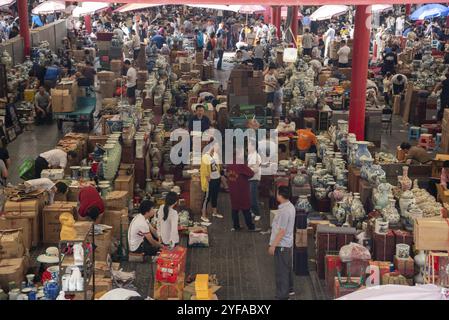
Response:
[188, 232, 209, 247]
[19, 159, 35, 181]
[339, 242, 371, 262]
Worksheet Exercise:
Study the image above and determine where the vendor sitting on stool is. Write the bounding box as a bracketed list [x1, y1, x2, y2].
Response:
[128, 200, 163, 257]
[296, 123, 317, 160]
[78, 185, 105, 223]
[400, 142, 432, 165]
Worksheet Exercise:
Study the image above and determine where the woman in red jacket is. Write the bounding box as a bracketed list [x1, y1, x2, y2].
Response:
[78, 185, 105, 223]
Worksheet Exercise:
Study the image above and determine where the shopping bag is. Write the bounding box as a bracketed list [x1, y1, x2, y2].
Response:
[19, 159, 35, 181]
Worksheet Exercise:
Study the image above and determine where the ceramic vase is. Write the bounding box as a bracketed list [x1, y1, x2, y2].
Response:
[414, 250, 426, 284]
[350, 194, 366, 221]
[399, 191, 416, 217]
[354, 141, 372, 168]
[382, 199, 401, 225]
[295, 195, 312, 213]
[399, 166, 412, 191]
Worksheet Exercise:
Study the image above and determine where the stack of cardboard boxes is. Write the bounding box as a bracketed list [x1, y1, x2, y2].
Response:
[97, 71, 116, 98]
[110, 59, 122, 78]
[51, 79, 79, 113]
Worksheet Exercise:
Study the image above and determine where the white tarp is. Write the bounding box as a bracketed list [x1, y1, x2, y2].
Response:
[0, 0, 14, 8]
[337, 284, 449, 300]
[114, 4, 162, 13]
[32, 1, 65, 15]
[187, 4, 239, 12]
[72, 2, 109, 18]
[372, 4, 393, 13]
[310, 5, 349, 21]
[234, 5, 266, 14]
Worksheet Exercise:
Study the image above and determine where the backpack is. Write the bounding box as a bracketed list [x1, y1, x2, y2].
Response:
[197, 33, 204, 47]
[206, 39, 213, 51]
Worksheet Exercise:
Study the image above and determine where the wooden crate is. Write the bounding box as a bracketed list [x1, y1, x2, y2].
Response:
[104, 191, 129, 209]
[414, 217, 449, 251]
[114, 175, 134, 198]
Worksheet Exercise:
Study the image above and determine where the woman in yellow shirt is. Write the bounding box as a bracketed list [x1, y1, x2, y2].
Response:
[200, 142, 223, 223]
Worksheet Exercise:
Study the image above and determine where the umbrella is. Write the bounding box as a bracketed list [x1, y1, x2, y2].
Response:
[235, 5, 265, 14]
[410, 4, 449, 21]
[32, 0, 65, 15]
[114, 4, 162, 13]
[0, 0, 14, 8]
[72, 2, 109, 18]
[372, 4, 393, 13]
[310, 5, 349, 21]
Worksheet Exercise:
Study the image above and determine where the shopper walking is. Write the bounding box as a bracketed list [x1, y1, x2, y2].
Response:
[216, 32, 225, 70]
[124, 60, 137, 105]
[268, 186, 295, 300]
[204, 32, 216, 61]
[157, 192, 179, 248]
[248, 141, 262, 222]
[302, 28, 313, 56]
[337, 40, 351, 68]
[131, 29, 141, 60]
[383, 72, 393, 107]
[226, 149, 261, 232]
[253, 40, 264, 71]
[200, 142, 224, 223]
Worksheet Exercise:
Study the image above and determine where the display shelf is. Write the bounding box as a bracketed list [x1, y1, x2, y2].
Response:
[58, 221, 95, 300]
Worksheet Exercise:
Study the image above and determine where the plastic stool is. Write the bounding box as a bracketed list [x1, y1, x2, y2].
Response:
[408, 126, 421, 140]
[420, 127, 429, 134]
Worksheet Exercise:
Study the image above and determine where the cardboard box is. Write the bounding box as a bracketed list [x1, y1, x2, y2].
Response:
[51, 89, 74, 113]
[95, 229, 113, 261]
[114, 175, 134, 198]
[394, 256, 414, 277]
[104, 191, 129, 209]
[0, 213, 34, 249]
[97, 71, 116, 82]
[103, 208, 129, 239]
[42, 202, 78, 244]
[0, 257, 28, 291]
[0, 228, 25, 258]
[100, 80, 115, 98]
[56, 79, 78, 103]
[414, 217, 449, 251]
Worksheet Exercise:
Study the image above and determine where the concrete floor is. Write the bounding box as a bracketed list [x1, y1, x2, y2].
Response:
[8, 53, 411, 300]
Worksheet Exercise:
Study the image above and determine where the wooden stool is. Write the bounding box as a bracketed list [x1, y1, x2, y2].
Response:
[128, 252, 145, 262]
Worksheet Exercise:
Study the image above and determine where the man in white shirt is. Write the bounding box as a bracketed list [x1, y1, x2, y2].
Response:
[337, 40, 351, 67]
[128, 200, 163, 256]
[131, 29, 141, 60]
[391, 73, 408, 95]
[302, 28, 314, 56]
[253, 40, 265, 71]
[123, 60, 137, 105]
[395, 15, 405, 37]
[248, 141, 262, 222]
[34, 149, 77, 179]
[323, 24, 336, 58]
[24, 178, 68, 204]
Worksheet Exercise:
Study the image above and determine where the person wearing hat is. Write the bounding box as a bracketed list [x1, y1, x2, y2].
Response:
[78, 185, 105, 223]
[128, 200, 163, 256]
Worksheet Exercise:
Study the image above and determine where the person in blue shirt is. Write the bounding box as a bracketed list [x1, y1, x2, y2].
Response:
[194, 29, 204, 52]
[151, 32, 165, 49]
[31, 15, 44, 29]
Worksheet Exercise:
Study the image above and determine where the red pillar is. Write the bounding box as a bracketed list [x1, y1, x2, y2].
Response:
[17, 0, 30, 56]
[405, 4, 411, 16]
[291, 6, 299, 47]
[85, 15, 92, 34]
[270, 6, 276, 25]
[264, 6, 271, 23]
[348, 5, 372, 140]
[272, 6, 280, 38]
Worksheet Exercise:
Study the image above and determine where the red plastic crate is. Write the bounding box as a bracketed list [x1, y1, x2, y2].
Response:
[156, 247, 187, 283]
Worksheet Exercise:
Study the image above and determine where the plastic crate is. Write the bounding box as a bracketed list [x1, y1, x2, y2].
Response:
[156, 246, 187, 283]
